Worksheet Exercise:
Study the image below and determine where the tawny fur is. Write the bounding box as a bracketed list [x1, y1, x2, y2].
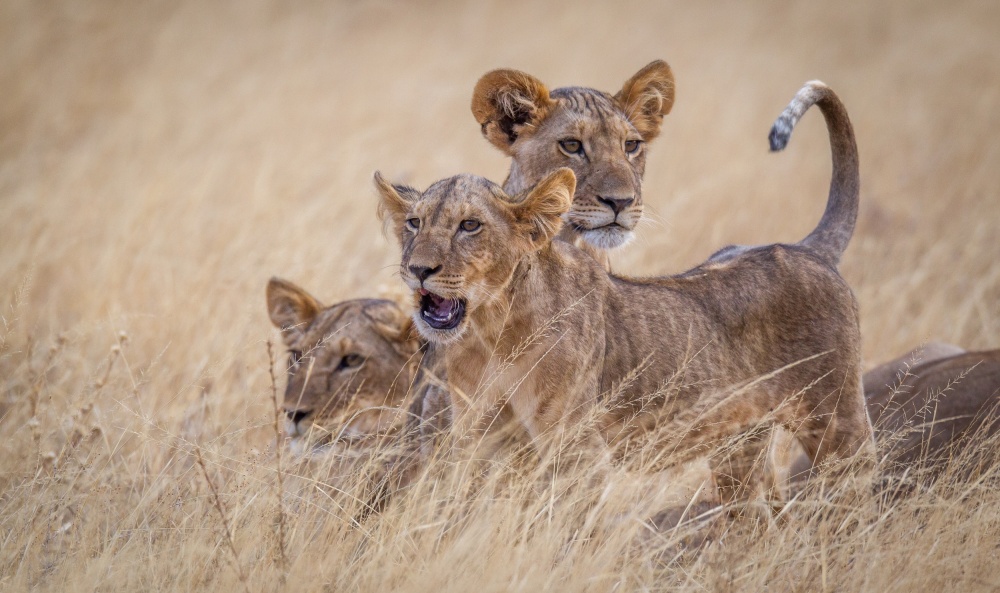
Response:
[385, 62, 680, 466]
[867, 348, 1000, 467]
[266, 278, 423, 454]
[377, 81, 873, 505]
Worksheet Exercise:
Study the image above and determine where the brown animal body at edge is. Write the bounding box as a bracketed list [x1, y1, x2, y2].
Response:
[376, 81, 875, 504]
[868, 348, 1000, 467]
[777, 344, 1000, 490]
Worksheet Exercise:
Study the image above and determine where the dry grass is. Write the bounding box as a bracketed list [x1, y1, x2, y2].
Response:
[2, 1, 999, 591]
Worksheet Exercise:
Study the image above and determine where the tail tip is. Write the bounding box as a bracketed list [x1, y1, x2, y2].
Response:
[769, 80, 831, 153]
[769, 118, 792, 152]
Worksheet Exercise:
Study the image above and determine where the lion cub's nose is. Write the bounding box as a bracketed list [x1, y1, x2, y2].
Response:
[597, 195, 635, 215]
[409, 265, 442, 282]
[285, 409, 311, 424]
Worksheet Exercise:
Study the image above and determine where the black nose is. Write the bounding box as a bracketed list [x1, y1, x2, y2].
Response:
[597, 195, 635, 215]
[285, 409, 311, 424]
[409, 265, 442, 282]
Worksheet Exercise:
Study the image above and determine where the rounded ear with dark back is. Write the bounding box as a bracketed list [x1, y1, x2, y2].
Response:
[512, 168, 576, 246]
[615, 60, 675, 142]
[471, 69, 553, 155]
[266, 277, 323, 344]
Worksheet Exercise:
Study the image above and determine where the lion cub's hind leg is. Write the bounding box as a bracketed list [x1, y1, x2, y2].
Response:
[647, 370, 875, 518]
[708, 424, 791, 523]
[796, 379, 875, 471]
[790, 375, 877, 515]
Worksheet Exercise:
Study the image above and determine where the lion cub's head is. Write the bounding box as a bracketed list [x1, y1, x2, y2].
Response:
[472, 61, 674, 250]
[266, 278, 421, 452]
[375, 169, 576, 343]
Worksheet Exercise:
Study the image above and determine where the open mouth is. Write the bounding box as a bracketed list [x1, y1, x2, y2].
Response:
[418, 289, 466, 330]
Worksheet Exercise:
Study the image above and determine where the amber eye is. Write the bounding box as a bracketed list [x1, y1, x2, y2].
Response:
[624, 139, 642, 154]
[558, 139, 584, 156]
[339, 354, 365, 370]
[405, 218, 420, 231]
[459, 219, 481, 233]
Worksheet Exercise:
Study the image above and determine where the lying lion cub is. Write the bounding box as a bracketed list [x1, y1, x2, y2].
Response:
[266, 278, 422, 455]
[867, 346, 1000, 467]
[375, 81, 875, 501]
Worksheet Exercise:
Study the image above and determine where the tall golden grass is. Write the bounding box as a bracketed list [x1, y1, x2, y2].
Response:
[2, 1, 998, 591]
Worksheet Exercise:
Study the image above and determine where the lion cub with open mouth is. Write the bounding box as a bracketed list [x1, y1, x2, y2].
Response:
[376, 82, 875, 501]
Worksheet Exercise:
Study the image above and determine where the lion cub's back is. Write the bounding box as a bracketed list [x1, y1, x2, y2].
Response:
[678, 243, 859, 350]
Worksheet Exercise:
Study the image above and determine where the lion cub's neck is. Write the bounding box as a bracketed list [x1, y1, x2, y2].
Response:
[501, 161, 531, 197]
[445, 243, 608, 392]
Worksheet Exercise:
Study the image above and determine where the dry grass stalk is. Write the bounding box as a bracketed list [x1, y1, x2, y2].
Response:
[193, 446, 252, 593]
[266, 340, 289, 574]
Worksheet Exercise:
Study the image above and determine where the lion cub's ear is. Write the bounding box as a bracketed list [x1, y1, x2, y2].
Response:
[513, 168, 576, 246]
[615, 60, 675, 143]
[267, 277, 323, 343]
[374, 171, 420, 235]
[472, 69, 553, 155]
[365, 301, 420, 356]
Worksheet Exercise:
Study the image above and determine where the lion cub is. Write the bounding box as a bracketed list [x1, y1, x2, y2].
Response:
[394, 63, 676, 461]
[472, 61, 675, 256]
[376, 82, 875, 501]
[266, 278, 422, 455]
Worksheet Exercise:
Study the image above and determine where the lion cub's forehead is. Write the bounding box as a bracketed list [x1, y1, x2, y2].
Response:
[548, 87, 636, 139]
[415, 174, 510, 221]
[300, 301, 373, 353]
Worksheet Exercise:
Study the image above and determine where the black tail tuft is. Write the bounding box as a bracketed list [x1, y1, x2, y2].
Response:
[769, 117, 792, 152]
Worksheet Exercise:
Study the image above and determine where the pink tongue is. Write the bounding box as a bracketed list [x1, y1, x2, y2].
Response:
[419, 289, 429, 296]
[427, 293, 454, 316]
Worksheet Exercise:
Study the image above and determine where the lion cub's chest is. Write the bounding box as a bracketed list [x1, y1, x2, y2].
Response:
[447, 331, 593, 439]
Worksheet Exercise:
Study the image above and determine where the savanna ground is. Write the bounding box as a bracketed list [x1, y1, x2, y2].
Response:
[2, 1, 999, 591]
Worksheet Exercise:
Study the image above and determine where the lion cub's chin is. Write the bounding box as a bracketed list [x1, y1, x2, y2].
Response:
[578, 224, 634, 250]
[412, 288, 468, 344]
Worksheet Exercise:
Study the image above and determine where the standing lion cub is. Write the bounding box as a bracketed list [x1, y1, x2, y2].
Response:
[375, 82, 875, 502]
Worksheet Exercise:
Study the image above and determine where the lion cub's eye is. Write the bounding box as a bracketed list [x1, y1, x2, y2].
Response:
[405, 218, 421, 231]
[558, 139, 584, 156]
[339, 354, 365, 370]
[288, 349, 303, 369]
[624, 139, 642, 154]
[459, 219, 481, 233]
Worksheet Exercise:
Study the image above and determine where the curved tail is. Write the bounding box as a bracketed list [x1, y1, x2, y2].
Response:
[769, 81, 859, 267]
